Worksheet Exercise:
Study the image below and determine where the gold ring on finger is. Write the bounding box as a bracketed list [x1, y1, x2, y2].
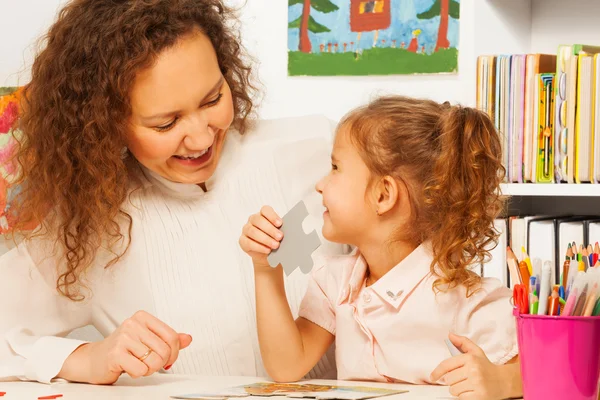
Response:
[138, 348, 153, 362]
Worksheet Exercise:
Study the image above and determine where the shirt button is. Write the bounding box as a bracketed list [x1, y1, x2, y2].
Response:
[363, 292, 371, 303]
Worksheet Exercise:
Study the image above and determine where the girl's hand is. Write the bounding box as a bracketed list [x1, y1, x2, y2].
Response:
[430, 333, 515, 400]
[239, 206, 284, 270]
[59, 310, 192, 384]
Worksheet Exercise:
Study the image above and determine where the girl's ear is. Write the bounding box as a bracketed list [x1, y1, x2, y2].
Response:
[373, 175, 400, 216]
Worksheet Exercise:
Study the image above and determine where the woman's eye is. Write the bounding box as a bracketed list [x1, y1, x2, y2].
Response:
[155, 117, 179, 132]
[205, 93, 223, 107]
[153, 92, 222, 132]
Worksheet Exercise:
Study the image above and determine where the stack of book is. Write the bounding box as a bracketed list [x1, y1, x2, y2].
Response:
[477, 44, 600, 184]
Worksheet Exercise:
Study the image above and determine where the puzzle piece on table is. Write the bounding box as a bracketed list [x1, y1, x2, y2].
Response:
[267, 200, 321, 276]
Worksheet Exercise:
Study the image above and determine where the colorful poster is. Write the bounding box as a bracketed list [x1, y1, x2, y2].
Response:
[288, 0, 460, 76]
[0, 87, 22, 233]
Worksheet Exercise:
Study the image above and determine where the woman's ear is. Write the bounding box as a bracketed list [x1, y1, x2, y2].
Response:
[373, 175, 399, 216]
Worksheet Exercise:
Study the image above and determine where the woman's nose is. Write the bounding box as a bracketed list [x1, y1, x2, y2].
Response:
[184, 114, 215, 149]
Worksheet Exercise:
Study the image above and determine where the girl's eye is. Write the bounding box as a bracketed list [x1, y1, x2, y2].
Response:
[331, 163, 338, 170]
[155, 117, 179, 132]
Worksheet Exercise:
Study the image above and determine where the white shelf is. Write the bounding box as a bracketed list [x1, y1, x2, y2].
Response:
[501, 183, 600, 197]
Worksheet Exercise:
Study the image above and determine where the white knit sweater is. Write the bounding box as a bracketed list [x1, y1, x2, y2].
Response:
[0, 116, 344, 383]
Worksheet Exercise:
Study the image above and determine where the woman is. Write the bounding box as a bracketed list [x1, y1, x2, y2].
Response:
[0, 0, 342, 385]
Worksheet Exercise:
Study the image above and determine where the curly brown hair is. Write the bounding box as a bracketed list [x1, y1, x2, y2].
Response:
[341, 96, 506, 296]
[10, 0, 257, 300]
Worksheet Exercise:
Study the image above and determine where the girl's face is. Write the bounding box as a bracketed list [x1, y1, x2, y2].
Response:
[315, 129, 377, 246]
[127, 30, 234, 185]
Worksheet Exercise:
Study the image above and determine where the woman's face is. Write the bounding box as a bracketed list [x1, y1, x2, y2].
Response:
[127, 30, 234, 185]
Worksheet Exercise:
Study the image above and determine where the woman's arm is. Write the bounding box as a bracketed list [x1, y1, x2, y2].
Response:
[0, 242, 92, 383]
[1, 238, 193, 385]
[254, 264, 334, 382]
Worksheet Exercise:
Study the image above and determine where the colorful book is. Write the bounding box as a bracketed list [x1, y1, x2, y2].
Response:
[524, 54, 556, 182]
[555, 44, 600, 183]
[575, 52, 594, 183]
[592, 54, 600, 184]
[510, 55, 526, 182]
[536, 74, 555, 183]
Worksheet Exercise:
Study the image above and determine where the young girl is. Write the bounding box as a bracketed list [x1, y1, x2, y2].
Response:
[239, 96, 522, 400]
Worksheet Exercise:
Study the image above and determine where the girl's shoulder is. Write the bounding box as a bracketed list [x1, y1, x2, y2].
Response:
[313, 251, 360, 276]
[310, 250, 365, 302]
[466, 277, 513, 303]
[432, 274, 513, 315]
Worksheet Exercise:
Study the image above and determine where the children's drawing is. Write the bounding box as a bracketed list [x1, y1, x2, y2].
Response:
[288, 0, 460, 76]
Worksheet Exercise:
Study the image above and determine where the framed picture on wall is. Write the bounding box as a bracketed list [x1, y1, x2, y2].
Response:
[287, 0, 460, 76]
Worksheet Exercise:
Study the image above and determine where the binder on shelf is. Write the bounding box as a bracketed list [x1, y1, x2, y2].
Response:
[483, 219, 508, 286]
[584, 219, 600, 246]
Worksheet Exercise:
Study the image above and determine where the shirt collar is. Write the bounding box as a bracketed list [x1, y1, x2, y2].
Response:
[340, 242, 434, 309]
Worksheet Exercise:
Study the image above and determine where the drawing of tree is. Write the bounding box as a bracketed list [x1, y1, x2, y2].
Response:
[289, 0, 339, 53]
[417, 0, 460, 51]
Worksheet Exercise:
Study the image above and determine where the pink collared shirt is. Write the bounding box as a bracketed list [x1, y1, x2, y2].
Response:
[298, 243, 518, 384]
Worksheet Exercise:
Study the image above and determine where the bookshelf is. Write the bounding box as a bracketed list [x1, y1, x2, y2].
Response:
[475, 0, 600, 216]
[501, 184, 600, 198]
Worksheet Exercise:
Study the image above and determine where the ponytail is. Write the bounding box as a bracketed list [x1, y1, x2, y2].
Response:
[426, 105, 505, 295]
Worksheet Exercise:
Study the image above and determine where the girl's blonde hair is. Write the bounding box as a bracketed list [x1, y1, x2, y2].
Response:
[341, 96, 505, 296]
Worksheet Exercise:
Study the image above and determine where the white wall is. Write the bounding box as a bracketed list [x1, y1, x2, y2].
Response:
[2, 0, 478, 122]
[5, 1, 600, 121]
[530, 0, 600, 54]
[474, 0, 600, 59]
[0, 0, 69, 87]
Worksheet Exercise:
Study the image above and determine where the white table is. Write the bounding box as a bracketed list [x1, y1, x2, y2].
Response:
[0, 375, 460, 400]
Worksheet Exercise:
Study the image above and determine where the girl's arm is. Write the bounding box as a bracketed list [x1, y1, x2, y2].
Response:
[254, 263, 334, 382]
[501, 356, 523, 399]
[239, 206, 334, 382]
[431, 334, 522, 400]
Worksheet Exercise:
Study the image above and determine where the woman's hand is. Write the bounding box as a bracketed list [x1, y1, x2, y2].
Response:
[239, 206, 283, 270]
[430, 333, 521, 400]
[59, 310, 192, 384]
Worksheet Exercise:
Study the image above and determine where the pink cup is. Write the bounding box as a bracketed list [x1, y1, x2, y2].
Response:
[515, 309, 600, 400]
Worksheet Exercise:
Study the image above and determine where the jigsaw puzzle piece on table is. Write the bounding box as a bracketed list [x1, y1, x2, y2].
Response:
[267, 200, 321, 276]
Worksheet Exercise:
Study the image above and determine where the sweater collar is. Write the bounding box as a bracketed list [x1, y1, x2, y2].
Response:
[136, 131, 240, 199]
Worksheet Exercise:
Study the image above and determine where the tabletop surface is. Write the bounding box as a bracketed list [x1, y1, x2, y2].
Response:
[0, 375, 464, 400]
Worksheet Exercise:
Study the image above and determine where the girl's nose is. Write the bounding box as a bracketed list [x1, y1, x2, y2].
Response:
[315, 176, 325, 194]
